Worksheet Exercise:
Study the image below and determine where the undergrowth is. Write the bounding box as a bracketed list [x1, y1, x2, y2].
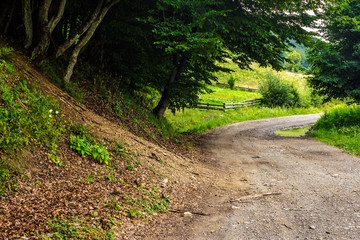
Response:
[0, 48, 68, 195]
[311, 105, 360, 155]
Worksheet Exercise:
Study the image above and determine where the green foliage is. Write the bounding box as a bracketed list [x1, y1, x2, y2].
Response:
[307, 0, 360, 101]
[313, 105, 360, 130]
[284, 50, 305, 72]
[311, 105, 360, 155]
[70, 135, 111, 165]
[148, 0, 328, 117]
[259, 72, 299, 107]
[70, 135, 92, 156]
[0, 47, 12, 61]
[92, 146, 110, 165]
[0, 78, 66, 160]
[0, 166, 17, 197]
[227, 76, 236, 90]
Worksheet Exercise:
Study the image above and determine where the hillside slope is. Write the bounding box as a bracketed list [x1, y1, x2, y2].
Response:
[0, 43, 210, 239]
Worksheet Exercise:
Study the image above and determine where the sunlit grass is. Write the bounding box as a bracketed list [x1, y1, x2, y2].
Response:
[215, 61, 309, 89]
[199, 86, 261, 104]
[166, 106, 324, 133]
[310, 104, 360, 155]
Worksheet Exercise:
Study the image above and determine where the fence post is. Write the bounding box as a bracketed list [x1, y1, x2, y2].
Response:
[223, 103, 226, 112]
[207, 103, 209, 110]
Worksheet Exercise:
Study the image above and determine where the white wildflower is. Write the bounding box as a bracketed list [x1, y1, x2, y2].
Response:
[49, 109, 53, 113]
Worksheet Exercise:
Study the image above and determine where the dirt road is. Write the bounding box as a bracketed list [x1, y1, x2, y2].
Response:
[169, 114, 360, 240]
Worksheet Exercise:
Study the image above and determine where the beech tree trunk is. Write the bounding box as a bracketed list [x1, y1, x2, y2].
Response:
[55, 0, 104, 59]
[22, 0, 33, 49]
[153, 53, 187, 119]
[32, 0, 66, 60]
[3, 0, 16, 34]
[63, 0, 120, 83]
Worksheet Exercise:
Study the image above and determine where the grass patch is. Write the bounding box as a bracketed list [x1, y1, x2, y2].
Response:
[43, 216, 116, 240]
[311, 105, 360, 155]
[166, 105, 324, 133]
[199, 86, 261, 104]
[0, 49, 69, 195]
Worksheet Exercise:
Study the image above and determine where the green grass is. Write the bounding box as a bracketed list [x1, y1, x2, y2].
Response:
[166, 105, 324, 133]
[199, 86, 261, 104]
[311, 105, 360, 155]
[0, 48, 70, 196]
[215, 61, 309, 89]
[311, 126, 360, 155]
[43, 216, 116, 240]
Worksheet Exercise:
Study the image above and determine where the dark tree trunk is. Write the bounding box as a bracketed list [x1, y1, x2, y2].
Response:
[31, 0, 66, 60]
[22, 0, 33, 49]
[153, 53, 187, 119]
[54, 0, 104, 59]
[63, 0, 120, 82]
[3, 0, 16, 34]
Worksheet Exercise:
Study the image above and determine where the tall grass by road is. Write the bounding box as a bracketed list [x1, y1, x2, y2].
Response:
[311, 105, 360, 155]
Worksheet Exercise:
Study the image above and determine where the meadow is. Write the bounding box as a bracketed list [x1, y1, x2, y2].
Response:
[165, 62, 336, 134]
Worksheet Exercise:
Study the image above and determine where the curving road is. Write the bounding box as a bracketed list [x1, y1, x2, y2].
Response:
[179, 114, 360, 240]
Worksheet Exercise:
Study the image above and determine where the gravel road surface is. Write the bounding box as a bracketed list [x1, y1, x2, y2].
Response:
[175, 114, 360, 240]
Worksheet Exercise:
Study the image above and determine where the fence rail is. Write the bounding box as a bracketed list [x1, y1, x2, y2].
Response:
[215, 83, 258, 92]
[197, 98, 262, 112]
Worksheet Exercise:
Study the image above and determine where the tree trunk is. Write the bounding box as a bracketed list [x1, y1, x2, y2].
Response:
[31, 0, 52, 59]
[48, 0, 66, 33]
[22, 0, 33, 49]
[3, 0, 16, 34]
[54, 0, 104, 59]
[153, 53, 187, 119]
[32, 0, 67, 60]
[63, 0, 120, 83]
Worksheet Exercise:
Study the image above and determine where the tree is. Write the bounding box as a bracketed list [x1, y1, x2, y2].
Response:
[31, 0, 67, 59]
[307, 0, 360, 101]
[150, 0, 335, 118]
[284, 50, 302, 71]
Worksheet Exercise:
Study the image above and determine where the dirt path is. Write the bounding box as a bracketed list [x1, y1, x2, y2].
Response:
[167, 114, 360, 240]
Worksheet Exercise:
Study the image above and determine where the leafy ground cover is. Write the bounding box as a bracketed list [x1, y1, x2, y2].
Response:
[0, 46, 191, 239]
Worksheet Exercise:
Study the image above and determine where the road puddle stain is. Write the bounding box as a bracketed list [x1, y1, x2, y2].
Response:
[275, 126, 311, 137]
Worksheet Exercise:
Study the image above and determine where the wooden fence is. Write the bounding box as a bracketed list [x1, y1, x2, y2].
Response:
[215, 83, 258, 92]
[197, 98, 262, 112]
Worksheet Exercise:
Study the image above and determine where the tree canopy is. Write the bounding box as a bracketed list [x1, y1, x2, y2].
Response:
[0, 0, 336, 118]
[308, 0, 360, 101]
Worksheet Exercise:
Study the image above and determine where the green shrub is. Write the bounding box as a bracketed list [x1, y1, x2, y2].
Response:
[70, 135, 111, 165]
[313, 105, 360, 130]
[70, 135, 92, 156]
[259, 72, 299, 107]
[92, 145, 110, 165]
[227, 75, 236, 90]
[0, 47, 12, 62]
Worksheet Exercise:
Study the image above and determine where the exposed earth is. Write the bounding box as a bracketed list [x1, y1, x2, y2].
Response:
[165, 114, 360, 240]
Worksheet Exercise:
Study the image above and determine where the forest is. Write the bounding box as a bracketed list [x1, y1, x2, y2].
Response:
[0, 0, 342, 118]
